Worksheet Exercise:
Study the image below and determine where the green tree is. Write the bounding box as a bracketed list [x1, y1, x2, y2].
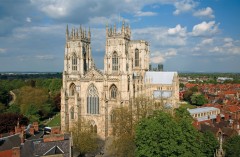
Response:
[135, 111, 184, 157]
[135, 109, 207, 157]
[201, 131, 219, 157]
[0, 88, 11, 105]
[16, 86, 51, 121]
[6, 103, 20, 113]
[71, 119, 99, 157]
[175, 108, 203, 156]
[224, 135, 240, 157]
[108, 107, 135, 157]
[189, 86, 198, 92]
[0, 102, 6, 112]
[179, 83, 185, 90]
[190, 93, 208, 106]
[183, 90, 193, 102]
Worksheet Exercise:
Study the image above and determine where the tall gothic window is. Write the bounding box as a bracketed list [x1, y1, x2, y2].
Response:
[72, 54, 77, 71]
[83, 46, 87, 72]
[110, 85, 117, 99]
[69, 83, 76, 96]
[112, 52, 118, 72]
[135, 49, 139, 67]
[70, 107, 74, 119]
[87, 84, 99, 114]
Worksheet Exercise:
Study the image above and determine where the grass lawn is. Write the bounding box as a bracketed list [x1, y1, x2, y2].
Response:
[46, 113, 61, 127]
[180, 102, 197, 109]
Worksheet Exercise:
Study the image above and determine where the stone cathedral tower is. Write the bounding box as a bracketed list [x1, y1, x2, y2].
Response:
[61, 22, 179, 139]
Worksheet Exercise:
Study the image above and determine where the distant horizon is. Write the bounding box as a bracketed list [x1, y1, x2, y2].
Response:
[1, 71, 240, 74]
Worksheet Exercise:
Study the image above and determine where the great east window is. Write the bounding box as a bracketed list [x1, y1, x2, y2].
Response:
[87, 84, 99, 114]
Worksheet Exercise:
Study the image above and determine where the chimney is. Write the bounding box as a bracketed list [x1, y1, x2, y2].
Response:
[43, 134, 64, 142]
[51, 127, 61, 134]
[12, 147, 20, 157]
[216, 114, 221, 123]
[225, 113, 229, 121]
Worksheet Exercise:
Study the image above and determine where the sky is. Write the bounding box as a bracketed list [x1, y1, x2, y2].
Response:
[0, 0, 240, 73]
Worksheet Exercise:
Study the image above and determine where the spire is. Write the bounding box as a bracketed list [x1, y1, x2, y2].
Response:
[73, 27, 75, 39]
[66, 24, 69, 41]
[71, 28, 73, 39]
[106, 23, 108, 37]
[76, 29, 79, 38]
[80, 25, 82, 38]
[114, 23, 116, 34]
[88, 27, 91, 40]
[121, 20, 125, 34]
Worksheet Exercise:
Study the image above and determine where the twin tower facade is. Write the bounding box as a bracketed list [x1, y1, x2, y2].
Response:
[61, 22, 179, 138]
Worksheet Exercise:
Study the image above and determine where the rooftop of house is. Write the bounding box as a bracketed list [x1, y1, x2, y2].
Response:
[188, 107, 220, 115]
[0, 134, 21, 152]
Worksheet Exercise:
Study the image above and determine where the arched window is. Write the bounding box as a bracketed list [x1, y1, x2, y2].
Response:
[83, 46, 87, 72]
[87, 84, 99, 114]
[110, 85, 117, 99]
[70, 107, 74, 119]
[69, 83, 76, 96]
[90, 124, 97, 134]
[135, 49, 139, 67]
[72, 54, 77, 71]
[112, 52, 118, 72]
[94, 125, 97, 133]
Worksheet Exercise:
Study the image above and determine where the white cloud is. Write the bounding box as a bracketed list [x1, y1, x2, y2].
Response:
[31, 0, 69, 18]
[191, 21, 219, 36]
[193, 7, 215, 18]
[228, 47, 240, 55]
[0, 48, 6, 54]
[26, 17, 31, 23]
[151, 55, 165, 63]
[151, 49, 177, 63]
[168, 24, 186, 37]
[224, 37, 233, 43]
[135, 11, 157, 17]
[210, 46, 223, 53]
[201, 38, 213, 45]
[173, 0, 197, 15]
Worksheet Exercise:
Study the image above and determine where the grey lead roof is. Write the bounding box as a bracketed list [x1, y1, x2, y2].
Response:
[145, 71, 176, 84]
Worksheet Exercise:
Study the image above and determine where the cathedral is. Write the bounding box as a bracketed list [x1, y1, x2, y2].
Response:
[61, 22, 179, 139]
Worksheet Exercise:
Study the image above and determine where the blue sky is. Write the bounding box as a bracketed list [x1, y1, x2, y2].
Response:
[0, 0, 240, 72]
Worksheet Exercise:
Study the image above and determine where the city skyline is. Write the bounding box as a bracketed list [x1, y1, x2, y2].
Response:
[0, 0, 240, 72]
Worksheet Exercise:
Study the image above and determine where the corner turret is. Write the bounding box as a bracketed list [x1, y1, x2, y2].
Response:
[106, 21, 131, 40]
[66, 24, 69, 41]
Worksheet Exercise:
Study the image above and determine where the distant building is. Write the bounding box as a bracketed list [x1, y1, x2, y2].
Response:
[61, 22, 179, 139]
[217, 77, 233, 83]
[188, 107, 221, 122]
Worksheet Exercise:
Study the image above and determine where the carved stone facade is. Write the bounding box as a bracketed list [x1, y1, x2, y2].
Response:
[61, 22, 179, 139]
